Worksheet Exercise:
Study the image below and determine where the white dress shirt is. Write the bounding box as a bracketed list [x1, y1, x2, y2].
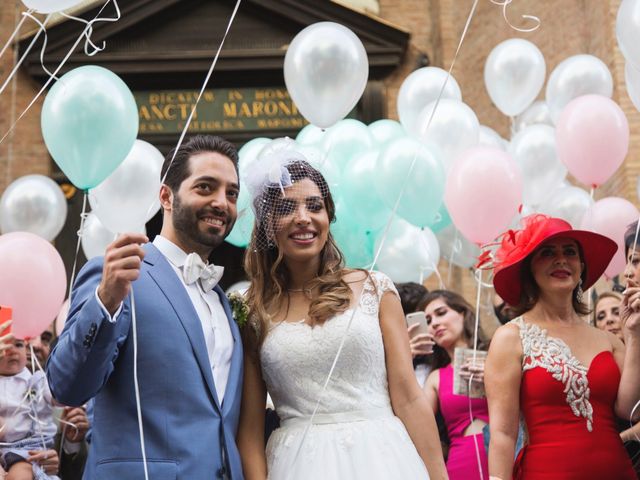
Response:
[152, 236, 234, 402]
[0, 368, 57, 442]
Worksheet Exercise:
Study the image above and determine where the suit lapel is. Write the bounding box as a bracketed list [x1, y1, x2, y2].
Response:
[213, 285, 243, 414]
[143, 244, 222, 411]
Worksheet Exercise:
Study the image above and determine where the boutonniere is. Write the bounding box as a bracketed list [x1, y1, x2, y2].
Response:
[227, 291, 249, 329]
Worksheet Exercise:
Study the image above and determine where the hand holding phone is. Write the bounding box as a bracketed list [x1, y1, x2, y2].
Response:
[406, 311, 434, 357]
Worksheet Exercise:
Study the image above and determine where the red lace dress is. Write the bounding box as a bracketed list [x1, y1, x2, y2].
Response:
[513, 318, 635, 479]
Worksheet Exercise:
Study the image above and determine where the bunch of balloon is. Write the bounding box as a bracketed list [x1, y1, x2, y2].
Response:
[0, 175, 67, 241]
[0, 232, 66, 339]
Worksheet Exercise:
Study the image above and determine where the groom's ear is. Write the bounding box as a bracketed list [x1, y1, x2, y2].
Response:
[159, 185, 173, 211]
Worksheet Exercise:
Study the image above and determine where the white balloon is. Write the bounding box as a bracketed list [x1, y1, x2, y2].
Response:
[412, 99, 479, 170]
[375, 218, 440, 283]
[484, 39, 546, 116]
[238, 137, 271, 178]
[478, 125, 507, 150]
[625, 61, 640, 112]
[514, 100, 554, 132]
[397, 67, 462, 134]
[0, 174, 67, 241]
[89, 140, 164, 233]
[617, 0, 640, 69]
[81, 213, 117, 260]
[436, 225, 480, 269]
[537, 185, 593, 228]
[22, 0, 83, 13]
[284, 22, 368, 129]
[509, 125, 567, 206]
[545, 54, 613, 122]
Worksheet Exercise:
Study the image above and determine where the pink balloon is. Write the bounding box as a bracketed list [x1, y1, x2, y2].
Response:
[556, 94, 629, 188]
[580, 197, 638, 278]
[0, 232, 66, 339]
[445, 146, 523, 245]
[55, 299, 70, 336]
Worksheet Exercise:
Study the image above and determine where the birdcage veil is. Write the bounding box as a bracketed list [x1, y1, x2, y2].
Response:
[243, 141, 332, 252]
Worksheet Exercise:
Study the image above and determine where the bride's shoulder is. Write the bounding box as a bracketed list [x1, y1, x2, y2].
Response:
[343, 269, 397, 297]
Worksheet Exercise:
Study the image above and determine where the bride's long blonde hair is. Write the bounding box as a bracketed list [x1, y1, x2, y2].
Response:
[243, 161, 351, 347]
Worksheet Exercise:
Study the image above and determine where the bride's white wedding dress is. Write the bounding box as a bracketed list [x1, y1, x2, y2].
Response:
[260, 271, 429, 479]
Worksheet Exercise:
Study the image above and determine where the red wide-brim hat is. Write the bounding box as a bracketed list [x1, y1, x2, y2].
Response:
[493, 215, 617, 306]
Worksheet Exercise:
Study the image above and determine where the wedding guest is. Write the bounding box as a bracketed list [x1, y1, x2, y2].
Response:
[594, 292, 640, 475]
[0, 337, 60, 479]
[486, 214, 639, 479]
[420, 290, 489, 480]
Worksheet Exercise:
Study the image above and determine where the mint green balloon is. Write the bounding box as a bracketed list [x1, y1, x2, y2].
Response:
[374, 137, 446, 228]
[368, 119, 405, 147]
[427, 203, 452, 233]
[322, 119, 373, 170]
[41, 66, 139, 190]
[331, 198, 375, 268]
[226, 184, 254, 248]
[341, 149, 391, 231]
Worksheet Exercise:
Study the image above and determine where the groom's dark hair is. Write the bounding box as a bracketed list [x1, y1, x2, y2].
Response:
[161, 135, 239, 191]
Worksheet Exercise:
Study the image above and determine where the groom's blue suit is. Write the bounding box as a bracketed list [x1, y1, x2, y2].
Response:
[47, 244, 244, 480]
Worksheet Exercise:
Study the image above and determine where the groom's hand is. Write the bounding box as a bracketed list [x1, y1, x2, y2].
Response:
[98, 233, 148, 315]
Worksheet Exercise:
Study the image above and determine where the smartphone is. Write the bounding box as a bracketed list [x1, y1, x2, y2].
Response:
[0, 305, 12, 336]
[406, 311, 429, 337]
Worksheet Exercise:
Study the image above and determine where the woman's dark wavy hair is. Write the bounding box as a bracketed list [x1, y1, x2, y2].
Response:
[243, 160, 352, 347]
[417, 289, 488, 371]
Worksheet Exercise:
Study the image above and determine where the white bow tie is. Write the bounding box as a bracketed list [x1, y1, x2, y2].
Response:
[183, 253, 224, 292]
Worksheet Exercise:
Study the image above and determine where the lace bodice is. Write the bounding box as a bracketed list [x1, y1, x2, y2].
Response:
[260, 271, 397, 422]
[514, 317, 594, 432]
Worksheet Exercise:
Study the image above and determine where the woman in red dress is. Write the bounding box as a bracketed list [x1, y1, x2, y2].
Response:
[485, 214, 640, 480]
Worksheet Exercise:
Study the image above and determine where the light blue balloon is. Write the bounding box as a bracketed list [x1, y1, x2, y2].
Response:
[41, 66, 138, 190]
[368, 119, 405, 147]
[331, 199, 375, 268]
[322, 119, 373, 170]
[374, 137, 446, 228]
[427, 203, 452, 234]
[296, 124, 325, 146]
[226, 184, 254, 248]
[340, 149, 392, 231]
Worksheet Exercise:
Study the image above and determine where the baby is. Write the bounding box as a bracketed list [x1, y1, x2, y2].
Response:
[0, 338, 58, 480]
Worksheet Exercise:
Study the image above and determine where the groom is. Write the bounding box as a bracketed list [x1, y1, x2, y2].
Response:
[47, 135, 244, 479]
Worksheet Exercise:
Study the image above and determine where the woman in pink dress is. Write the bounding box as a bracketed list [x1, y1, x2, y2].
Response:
[420, 290, 489, 480]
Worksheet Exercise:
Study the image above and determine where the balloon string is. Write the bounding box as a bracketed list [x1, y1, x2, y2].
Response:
[5, 4, 21, 190]
[0, 8, 33, 61]
[0, 0, 114, 146]
[153, 0, 242, 224]
[467, 374, 485, 480]
[68, 193, 89, 295]
[489, 0, 541, 32]
[22, 12, 57, 82]
[60, 0, 121, 57]
[286, 0, 482, 475]
[130, 289, 150, 480]
[0, 13, 51, 97]
[447, 229, 461, 286]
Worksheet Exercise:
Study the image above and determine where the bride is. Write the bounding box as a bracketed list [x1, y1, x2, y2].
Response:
[237, 152, 447, 479]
